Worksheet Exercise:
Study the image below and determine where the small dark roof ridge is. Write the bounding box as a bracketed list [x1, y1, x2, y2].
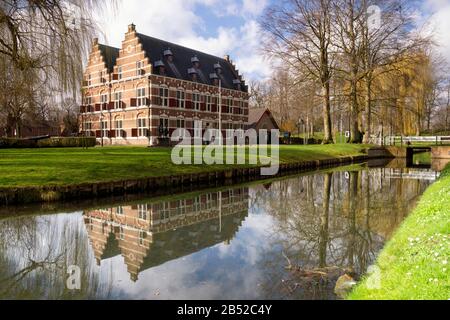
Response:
[98, 43, 120, 51]
[136, 32, 233, 65]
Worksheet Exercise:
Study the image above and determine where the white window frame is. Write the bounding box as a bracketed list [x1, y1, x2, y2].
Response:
[101, 120, 108, 138]
[117, 66, 123, 80]
[177, 90, 185, 109]
[227, 97, 233, 114]
[137, 118, 147, 137]
[206, 94, 212, 112]
[114, 91, 122, 109]
[160, 86, 169, 107]
[115, 119, 123, 138]
[84, 96, 92, 106]
[137, 87, 146, 107]
[138, 204, 148, 221]
[136, 61, 145, 76]
[193, 92, 201, 110]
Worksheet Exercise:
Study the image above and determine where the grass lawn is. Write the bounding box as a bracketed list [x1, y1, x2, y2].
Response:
[0, 144, 369, 188]
[349, 165, 450, 300]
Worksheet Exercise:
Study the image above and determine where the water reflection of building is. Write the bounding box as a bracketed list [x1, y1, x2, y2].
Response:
[84, 187, 249, 281]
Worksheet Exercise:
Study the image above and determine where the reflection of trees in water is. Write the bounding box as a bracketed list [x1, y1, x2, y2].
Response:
[253, 169, 431, 299]
[0, 215, 112, 300]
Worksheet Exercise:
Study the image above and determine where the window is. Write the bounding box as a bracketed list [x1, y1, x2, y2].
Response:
[101, 120, 108, 138]
[136, 61, 144, 76]
[227, 97, 233, 113]
[137, 118, 147, 137]
[115, 119, 123, 138]
[119, 226, 124, 240]
[114, 91, 122, 109]
[139, 231, 145, 246]
[160, 86, 169, 107]
[239, 100, 245, 115]
[117, 206, 124, 215]
[138, 204, 148, 220]
[159, 118, 169, 137]
[83, 122, 92, 133]
[84, 96, 92, 106]
[176, 119, 185, 129]
[137, 87, 146, 106]
[177, 90, 185, 109]
[99, 70, 107, 83]
[193, 92, 201, 110]
[117, 66, 123, 80]
[206, 95, 212, 112]
[87, 74, 92, 86]
[101, 93, 108, 109]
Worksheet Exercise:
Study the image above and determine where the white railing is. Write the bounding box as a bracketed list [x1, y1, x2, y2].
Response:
[383, 136, 450, 146]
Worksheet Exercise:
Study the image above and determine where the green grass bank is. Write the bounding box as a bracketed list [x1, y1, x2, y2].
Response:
[349, 164, 450, 300]
[0, 144, 369, 188]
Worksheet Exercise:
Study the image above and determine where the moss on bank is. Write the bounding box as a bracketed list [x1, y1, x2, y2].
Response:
[349, 165, 450, 300]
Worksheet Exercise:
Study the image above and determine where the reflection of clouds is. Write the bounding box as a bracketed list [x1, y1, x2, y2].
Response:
[89, 205, 277, 300]
[0, 168, 434, 300]
[95, 242, 265, 300]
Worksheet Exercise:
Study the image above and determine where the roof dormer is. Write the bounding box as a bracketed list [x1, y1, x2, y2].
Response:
[154, 60, 166, 76]
[164, 48, 173, 62]
[191, 55, 200, 68]
[188, 68, 198, 81]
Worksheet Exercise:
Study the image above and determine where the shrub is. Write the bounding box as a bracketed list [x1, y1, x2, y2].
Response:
[0, 137, 96, 148]
[37, 137, 96, 148]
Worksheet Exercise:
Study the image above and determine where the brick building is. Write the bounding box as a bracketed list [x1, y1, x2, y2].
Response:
[80, 24, 249, 146]
[84, 187, 249, 281]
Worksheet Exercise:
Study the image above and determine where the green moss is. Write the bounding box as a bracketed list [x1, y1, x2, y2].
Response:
[0, 144, 369, 188]
[348, 164, 450, 300]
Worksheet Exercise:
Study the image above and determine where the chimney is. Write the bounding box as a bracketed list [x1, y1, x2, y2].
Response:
[224, 55, 230, 62]
[128, 23, 136, 33]
[93, 38, 98, 46]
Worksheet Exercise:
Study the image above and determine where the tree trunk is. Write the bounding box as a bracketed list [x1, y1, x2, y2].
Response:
[349, 79, 360, 143]
[319, 172, 332, 268]
[322, 83, 333, 144]
[363, 79, 372, 144]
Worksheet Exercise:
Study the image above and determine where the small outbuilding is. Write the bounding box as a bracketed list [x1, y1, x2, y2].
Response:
[247, 108, 280, 132]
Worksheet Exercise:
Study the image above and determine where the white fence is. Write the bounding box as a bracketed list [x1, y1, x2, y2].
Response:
[382, 136, 450, 146]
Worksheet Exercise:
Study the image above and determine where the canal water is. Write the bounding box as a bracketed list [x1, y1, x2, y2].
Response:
[0, 160, 444, 300]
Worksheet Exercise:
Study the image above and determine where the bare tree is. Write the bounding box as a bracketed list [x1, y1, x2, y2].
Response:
[261, 0, 334, 144]
[0, 1, 113, 93]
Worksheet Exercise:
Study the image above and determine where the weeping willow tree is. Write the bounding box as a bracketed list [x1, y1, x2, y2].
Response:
[371, 51, 436, 136]
[0, 0, 115, 99]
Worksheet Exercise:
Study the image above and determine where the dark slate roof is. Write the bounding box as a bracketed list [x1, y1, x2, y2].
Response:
[98, 44, 120, 73]
[136, 33, 247, 92]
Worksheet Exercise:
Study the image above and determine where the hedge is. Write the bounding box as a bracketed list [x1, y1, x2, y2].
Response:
[280, 137, 323, 145]
[0, 137, 97, 149]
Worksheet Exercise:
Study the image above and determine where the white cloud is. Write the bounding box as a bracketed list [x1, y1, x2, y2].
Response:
[420, 0, 450, 63]
[94, 0, 271, 82]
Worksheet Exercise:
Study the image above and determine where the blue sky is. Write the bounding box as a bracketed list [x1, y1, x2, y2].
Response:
[96, 0, 450, 82]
